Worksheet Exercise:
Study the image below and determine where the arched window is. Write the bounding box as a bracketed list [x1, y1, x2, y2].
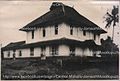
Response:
[32, 31, 34, 39]
[8, 51, 10, 57]
[30, 48, 34, 56]
[70, 26, 73, 35]
[13, 50, 16, 59]
[55, 24, 58, 35]
[83, 30, 86, 36]
[19, 50, 22, 56]
[94, 34, 96, 40]
[43, 28, 46, 37]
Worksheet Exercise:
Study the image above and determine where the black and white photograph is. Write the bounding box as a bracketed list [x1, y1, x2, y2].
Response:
[0, 0, 119, 80]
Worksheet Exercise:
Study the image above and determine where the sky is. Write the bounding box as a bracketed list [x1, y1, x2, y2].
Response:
[0, 0, 119, 47]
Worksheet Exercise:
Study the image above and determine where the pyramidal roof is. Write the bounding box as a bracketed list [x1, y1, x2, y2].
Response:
[20, 2, 107, 34]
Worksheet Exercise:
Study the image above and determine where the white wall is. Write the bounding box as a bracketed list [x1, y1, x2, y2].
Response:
[26, 23, 101, 45]
[76, 47, 84, 56]
[76, 47, 93, 56]
[83, 48, 93, 56]
[14, 49, 28, 58]
[58, 44, 69, 56]
[4, 48, 31, 58]
[3, 50, 13, 58]
[3, 45, 100, 58]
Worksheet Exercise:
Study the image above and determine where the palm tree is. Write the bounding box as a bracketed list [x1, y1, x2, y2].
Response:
[104, 5, 119, 41]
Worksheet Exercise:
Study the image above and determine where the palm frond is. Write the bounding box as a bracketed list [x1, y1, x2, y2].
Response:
[104, 6, 119, 28]
[112, 6, 118, 16]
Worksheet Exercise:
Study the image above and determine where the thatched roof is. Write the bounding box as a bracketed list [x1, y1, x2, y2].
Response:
[20, 2, 106, 34]
[2, 38, 100, 51]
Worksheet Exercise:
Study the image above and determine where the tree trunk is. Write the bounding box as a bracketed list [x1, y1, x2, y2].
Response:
[112, 26, 115, 41]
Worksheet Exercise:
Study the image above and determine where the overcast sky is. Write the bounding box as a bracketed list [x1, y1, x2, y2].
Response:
[0, 0, 119, 47]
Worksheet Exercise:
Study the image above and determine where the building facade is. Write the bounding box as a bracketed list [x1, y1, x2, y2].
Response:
[2, 2, 107, 59]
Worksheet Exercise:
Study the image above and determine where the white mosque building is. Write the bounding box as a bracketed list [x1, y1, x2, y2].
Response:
[2, 2, 107, 59]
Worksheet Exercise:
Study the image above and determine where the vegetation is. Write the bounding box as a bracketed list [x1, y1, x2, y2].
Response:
[100, 36, 119, 57]
[104, 5, 119, 40]
[1, 56, 118, 80]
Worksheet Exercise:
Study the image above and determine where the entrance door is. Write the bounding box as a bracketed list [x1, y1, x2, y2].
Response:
[69, 47, 75, 56]
[41, 46, 46, 60]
